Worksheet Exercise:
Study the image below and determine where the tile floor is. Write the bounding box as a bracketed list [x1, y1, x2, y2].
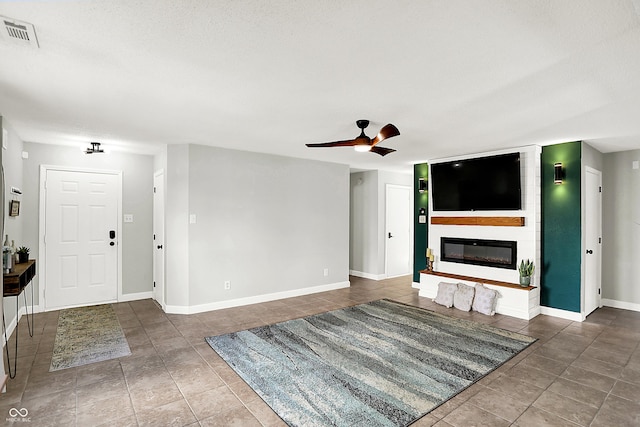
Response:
[1, 275, 640, 426]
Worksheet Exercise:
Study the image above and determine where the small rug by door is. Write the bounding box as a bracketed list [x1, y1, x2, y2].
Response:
[50, 304, 131, 372]
[206, 299, 536, 427]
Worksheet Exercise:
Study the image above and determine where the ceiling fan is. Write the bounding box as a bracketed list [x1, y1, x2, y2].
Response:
[306, 120, 400, 156]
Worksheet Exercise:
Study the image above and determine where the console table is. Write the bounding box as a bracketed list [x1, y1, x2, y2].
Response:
[3, 259, 36, 379]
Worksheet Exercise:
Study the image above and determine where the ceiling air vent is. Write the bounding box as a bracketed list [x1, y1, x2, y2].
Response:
[1, 16, 39, 48]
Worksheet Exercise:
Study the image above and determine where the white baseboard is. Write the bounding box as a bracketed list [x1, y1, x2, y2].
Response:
[119, 291, 153, 302]
[165, 281, 351, 315]
[540, 306, 584, 322]
[349, 270, 386, 281]
[602, 298, 640, 312]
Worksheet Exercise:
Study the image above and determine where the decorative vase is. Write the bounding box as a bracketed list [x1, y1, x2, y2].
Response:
[18, 253, 29, 264]
[519, 275, 531, 287]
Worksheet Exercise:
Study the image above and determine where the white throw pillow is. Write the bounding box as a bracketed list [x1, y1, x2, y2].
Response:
[453, 283, 475, 312]
[472, 283, 499, 316]
[433, 282, 458, 308]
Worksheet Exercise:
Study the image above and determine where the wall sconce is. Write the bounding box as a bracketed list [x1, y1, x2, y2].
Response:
[554, 162, 564, 184]
[418, 177, 428, 193]
[85, 142, 104, 154]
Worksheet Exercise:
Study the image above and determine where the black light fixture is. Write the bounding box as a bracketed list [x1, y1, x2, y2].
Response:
[85, 142, 104, 154]
[418, 177, 428, 193]
[554, 162, 564, 184]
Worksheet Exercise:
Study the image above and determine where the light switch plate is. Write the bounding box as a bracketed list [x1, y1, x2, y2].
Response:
[189, 214, 197, 224]
[124, 214, 134, 223]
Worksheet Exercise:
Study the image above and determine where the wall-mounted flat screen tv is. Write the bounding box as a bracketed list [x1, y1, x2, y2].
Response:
[431, 152, 522, 211]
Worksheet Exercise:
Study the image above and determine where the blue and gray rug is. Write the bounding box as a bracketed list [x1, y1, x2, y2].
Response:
[206, 299, 535, 426]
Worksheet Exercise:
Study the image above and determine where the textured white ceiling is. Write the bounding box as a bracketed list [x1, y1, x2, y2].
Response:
[1, 0, 640, 172]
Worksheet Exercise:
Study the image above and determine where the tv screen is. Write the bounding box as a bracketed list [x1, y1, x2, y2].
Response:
[431, 153, 522, 211]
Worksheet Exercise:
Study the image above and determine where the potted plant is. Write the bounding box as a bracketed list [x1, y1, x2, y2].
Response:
[518, 259, 535, 286]
[16, 246, 30, 264]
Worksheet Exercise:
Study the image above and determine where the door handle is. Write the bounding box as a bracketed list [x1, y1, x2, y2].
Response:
[157, 245, 163, 249]
[586, 249, 593, 254]
[388, 232, 393, 238]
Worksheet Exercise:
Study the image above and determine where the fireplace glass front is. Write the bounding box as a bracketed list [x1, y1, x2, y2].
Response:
[440, 237, 517, 270]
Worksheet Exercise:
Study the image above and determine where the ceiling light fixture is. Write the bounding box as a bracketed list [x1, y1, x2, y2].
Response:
[85, 142, 104, 154]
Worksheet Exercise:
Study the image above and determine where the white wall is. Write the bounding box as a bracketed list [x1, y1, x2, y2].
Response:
[428, 146, 541, 285]
[165, 144, 190, 308]
[602, 149, 640, 309]
[350, 171, 378, 276]
[0, 117, 4, 378]
[21, 142, 155, 303]
[2, 119, 26, 332]
[349, 170, 412, 279]
[165, 144, 350, 313]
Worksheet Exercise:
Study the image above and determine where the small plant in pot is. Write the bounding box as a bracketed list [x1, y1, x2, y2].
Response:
[16, 246, 30, 264]
[518, 259, 535, 286]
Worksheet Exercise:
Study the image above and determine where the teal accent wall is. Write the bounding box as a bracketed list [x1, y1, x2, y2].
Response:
[541, 142, 582, 312]
[413, 163, 429, 282]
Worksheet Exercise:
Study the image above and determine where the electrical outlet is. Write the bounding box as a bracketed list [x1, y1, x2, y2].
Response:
[323, 268, 329, 277]
[224, 280, 231, 290]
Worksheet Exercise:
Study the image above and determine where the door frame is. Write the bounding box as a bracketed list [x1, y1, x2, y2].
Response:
[38, 165, 123, 311]
[384, 184, 413, 278]
[153, 169, 165, 309]
[582, 165, 602, 317]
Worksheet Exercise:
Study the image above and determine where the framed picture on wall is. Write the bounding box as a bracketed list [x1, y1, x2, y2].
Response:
[9, 200, 20, 217]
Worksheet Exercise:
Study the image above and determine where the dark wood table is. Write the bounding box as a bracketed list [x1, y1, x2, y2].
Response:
[3, 259, 36, 379]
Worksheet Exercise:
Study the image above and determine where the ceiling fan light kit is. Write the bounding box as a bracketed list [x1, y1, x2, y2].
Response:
[306, 119, 400, 156]
[85, 142, 104, 154]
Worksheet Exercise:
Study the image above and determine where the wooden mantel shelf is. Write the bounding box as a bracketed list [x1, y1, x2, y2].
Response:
[431, 216, 525, 227]
[420, 269, 534, 291]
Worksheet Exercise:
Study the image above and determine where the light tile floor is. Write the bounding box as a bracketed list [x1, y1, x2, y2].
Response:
[2, 275, 640, 426]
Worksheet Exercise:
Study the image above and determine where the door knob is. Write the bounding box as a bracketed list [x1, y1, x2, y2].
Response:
[388, 232, 393, 238]
[586, 249, 593, 254]
[157, 245, 163, 249]
[110, 242, 115, 246]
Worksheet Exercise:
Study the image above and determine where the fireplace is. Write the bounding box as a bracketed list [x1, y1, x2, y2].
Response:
[440, 237, 517, 270]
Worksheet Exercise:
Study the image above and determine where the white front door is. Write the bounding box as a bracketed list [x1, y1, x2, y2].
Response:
[385, 184, 412, 277]
[153, 170, 165, 307]
[584, 167, 602, 316]
[43, 168, 120, 310]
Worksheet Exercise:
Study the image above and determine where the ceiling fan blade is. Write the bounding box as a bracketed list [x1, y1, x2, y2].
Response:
[306, 135, 372, 148]
[305, 138, 359, 148]
[370, 146, 396, 156]
[371, 124, 400, 147]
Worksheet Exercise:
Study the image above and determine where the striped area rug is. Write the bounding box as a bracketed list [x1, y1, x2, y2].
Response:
[206, 299, 535, 426]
